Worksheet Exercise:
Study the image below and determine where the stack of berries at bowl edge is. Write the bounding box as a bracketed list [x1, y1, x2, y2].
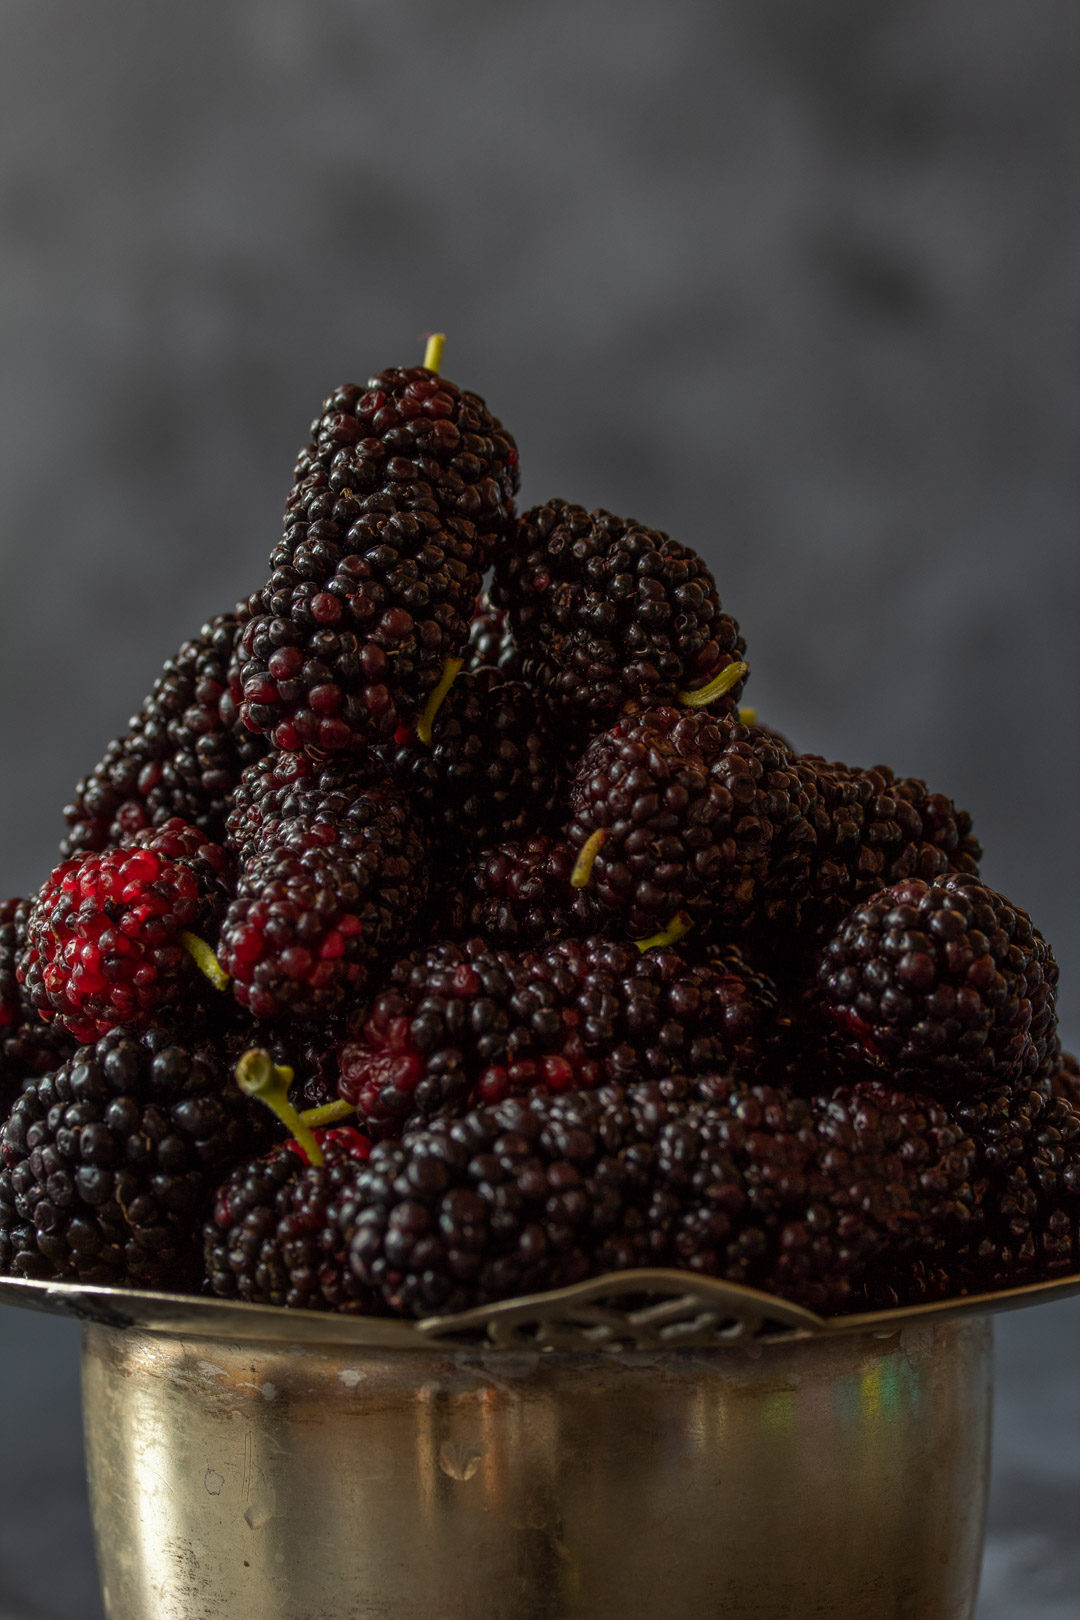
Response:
[1, 349, 1077, 1324]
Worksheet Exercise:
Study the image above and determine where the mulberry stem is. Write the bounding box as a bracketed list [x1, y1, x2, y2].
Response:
[678, 660, 748, 709]
[422, 332, 446, 374]
[416, 657, 463, 746]
[235, 1049, 325, 1167]
[299, 1097, 356, 1128]
[634, 913, 693, 953]
[570, 827, 608, 888]
[180, 932, 230, 991]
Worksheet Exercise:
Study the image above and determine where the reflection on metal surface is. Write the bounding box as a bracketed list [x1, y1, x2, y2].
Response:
[1, 1265, 1065, 1616]
[80, 1314, 993, 1620]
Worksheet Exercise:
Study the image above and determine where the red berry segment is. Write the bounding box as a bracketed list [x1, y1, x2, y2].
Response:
[18, 827, 228, 1042]
[218, 774, 429, 1021]
[337, 936, 778, 1140]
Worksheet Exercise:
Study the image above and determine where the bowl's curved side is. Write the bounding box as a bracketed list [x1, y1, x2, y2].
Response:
[81, 1309, 994, 1620]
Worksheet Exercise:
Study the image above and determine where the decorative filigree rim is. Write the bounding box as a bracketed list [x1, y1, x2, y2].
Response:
[1, 1267, 1078, 1353]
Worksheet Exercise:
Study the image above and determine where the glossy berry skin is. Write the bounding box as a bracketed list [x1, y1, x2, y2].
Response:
[234, 368, 519, 754]
[18, 826, 229, 1042]
[818, 875, 1058, 1092]
[0, 1028, 259, 1286]
[467, 593, 521, 676]
[0, 899, 75, 1116]
[337, 936, 779, 1140]
[1050, 1049, 1080, 1107]
[492, 499, 746, 731]
[786, 755, 982, 937]
[62, 608, 267, 857]
[218, 783, 428, 1021]
[204, 1128, 377, 1312]
[951, 1077, 1080, 1289]
[434, 835, 592, 949]
[568, 709, 808, 938]
[345, 1074, 974, 1318]
[372, 666, 564, 848]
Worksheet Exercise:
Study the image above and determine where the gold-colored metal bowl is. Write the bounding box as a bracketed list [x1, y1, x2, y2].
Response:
[4, 1269, 1080, 1619]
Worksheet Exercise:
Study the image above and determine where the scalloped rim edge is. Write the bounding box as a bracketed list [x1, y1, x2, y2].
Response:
[1, 1266, 1078, 1351]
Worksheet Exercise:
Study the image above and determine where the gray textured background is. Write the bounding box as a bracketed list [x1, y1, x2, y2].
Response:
[0, 2, 1076, 1615]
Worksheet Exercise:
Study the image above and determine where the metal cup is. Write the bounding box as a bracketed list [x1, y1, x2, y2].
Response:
[6, 1268, 1079, 1619]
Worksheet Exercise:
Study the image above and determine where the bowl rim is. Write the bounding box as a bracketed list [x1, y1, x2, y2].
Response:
[2, 1266, 1078, 1353]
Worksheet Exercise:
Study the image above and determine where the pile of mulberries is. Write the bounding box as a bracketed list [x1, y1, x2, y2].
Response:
[0, 341, 1074, 1322]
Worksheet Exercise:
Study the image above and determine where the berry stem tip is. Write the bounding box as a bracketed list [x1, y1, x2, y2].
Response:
[634, 913, 693, 953]
[678, 660, 749, 709]
[416, 657, 464, 746]
[422, 333, 446, 374]
[235, 1049, 325, 1167]
[180, 932, 230, 992]
[570, 827, 608, 888]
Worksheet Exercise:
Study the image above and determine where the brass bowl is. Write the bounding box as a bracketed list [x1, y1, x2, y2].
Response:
[3, 1269, 1080, 1620]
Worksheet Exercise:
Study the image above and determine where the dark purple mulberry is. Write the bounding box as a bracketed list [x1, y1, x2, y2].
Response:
[372, 666, 564, 847]
[567, 709, 808, 938]
[433, 836, 592, 949]
[345, 1074, 974, 1318]
[789, 755, 981, 937]
[204, 1128, 377, 1312]
[817, 875, 1058, 1091]
[218, 780, 428, 1021]
[0, 1028, 262, 1286]
[0, 900, 75, 1117]
[62, 608, 267, 857]
[337, 936, 779, 1140]
[233, 367, 518, 754]
[491, 499, 746, 731]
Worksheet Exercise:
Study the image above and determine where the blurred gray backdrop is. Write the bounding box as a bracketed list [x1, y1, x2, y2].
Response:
[0, 2, 1077, 1617]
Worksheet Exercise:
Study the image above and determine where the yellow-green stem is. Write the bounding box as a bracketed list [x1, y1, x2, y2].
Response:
[416, 657, 463, 746]
[180, 932, 230, 992]
[235, 1050, 324, 1167]
[299, 1097, 356, 1129]
[678, 660, 749, 710]
[423, 332, 446, 374]
[634, 913, 693, 954]
[570, 827, 608, 888]
[738, 706, 757, 726]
